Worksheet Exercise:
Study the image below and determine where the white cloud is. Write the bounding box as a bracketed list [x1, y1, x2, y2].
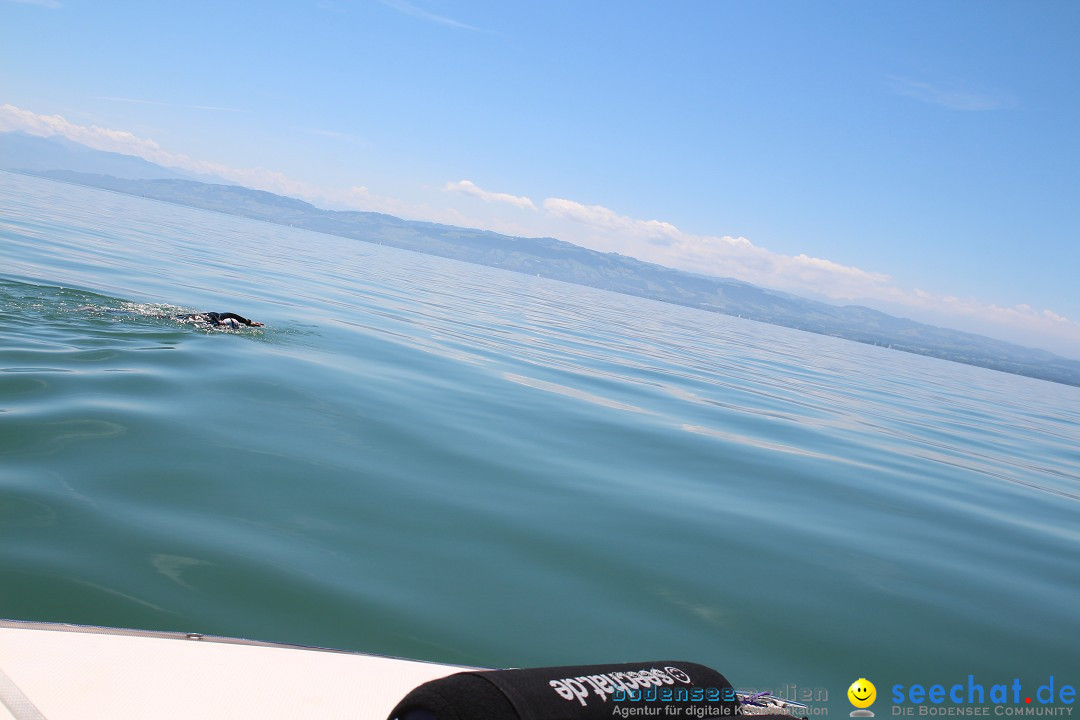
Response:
[888, 77, 1016, 111]
[542, 195, 886, 297]
[445, 179, 537, 210]
[375, 0, 477, 31]
[543, 197, 681, 244]
[893, 291, 1080, 355]
[1, 104, 167, 158]
[0, 103, 421, 216]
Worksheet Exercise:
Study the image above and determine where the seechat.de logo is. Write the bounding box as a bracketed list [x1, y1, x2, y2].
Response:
[849, 678, 877, 717]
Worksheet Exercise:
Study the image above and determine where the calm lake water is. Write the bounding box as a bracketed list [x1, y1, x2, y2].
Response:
[2, 171, 1078, 712]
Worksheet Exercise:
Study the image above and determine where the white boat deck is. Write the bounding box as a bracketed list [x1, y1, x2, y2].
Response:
[0, 619, 470, 720]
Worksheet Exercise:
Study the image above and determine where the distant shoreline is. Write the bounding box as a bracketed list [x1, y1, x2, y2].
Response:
[7, 167, 1080, 389]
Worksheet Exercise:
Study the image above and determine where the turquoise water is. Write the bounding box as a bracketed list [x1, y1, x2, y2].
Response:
[2, 172, 1078, 711]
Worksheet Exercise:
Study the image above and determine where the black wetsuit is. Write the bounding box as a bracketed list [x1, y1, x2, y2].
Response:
[176, 312, 258, 326]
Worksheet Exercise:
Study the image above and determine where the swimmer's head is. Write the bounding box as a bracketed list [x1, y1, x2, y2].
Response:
[220, 317, 241, 330]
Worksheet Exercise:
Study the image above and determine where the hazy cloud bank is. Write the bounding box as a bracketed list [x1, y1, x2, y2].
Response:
[445, 180, 537, 210]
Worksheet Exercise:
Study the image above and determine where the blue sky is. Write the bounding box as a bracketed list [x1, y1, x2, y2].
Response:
[3, 0, 1079, 356]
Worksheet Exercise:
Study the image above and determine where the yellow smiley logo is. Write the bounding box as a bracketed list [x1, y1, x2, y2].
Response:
[848, 678, 877, 708]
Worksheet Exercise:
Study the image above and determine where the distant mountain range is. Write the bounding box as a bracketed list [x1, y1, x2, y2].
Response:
[0, 131, 228, 183]
[3, 130, 1079, 388]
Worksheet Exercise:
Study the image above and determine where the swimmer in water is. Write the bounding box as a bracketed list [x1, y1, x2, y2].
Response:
[175, 312, 265, 329]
